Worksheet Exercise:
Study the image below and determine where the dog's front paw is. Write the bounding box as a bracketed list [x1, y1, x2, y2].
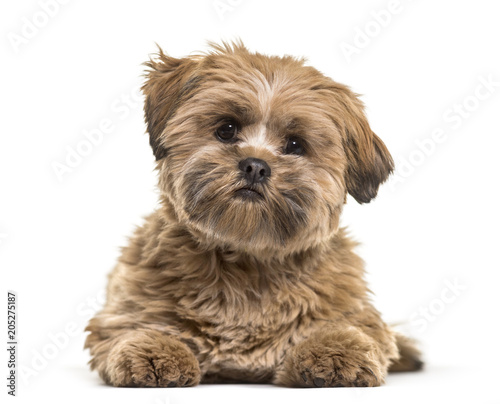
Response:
[102, 330, 200, 387]
[276, 328, 384, 387]
[293, 344, 381, 387]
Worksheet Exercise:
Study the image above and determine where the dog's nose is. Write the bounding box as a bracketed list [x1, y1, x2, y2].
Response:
[238, 158, 271, 184]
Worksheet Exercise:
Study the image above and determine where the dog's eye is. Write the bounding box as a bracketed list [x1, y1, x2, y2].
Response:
[215, 121, 239, 142]
[284, 137, 305, 155]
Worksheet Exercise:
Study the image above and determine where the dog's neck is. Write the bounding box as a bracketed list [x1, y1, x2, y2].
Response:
[156, 196, 332, 264]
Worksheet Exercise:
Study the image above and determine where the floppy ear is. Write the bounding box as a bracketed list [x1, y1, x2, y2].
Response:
[335, 87, 394, 203]
[142, 47, 199, 160]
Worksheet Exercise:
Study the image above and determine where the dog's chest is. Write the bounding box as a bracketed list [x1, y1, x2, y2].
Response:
[174, 263, 319, 379]
[191, 304, 309, 382]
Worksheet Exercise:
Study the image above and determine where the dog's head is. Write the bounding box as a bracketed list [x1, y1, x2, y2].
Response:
[142, 42, 393, 253]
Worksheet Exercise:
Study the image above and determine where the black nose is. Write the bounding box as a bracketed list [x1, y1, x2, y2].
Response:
[238, 158, 271, 184]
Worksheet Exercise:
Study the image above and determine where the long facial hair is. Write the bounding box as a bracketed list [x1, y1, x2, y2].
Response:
[178, 150, 319, 249]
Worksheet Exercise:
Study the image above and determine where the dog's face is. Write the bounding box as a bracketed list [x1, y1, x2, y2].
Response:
[142, 42, 394, 253]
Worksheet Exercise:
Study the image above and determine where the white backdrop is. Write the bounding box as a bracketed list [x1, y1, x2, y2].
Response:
[1, 0, 499, 403]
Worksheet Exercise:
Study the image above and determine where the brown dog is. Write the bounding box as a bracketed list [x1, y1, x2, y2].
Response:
[84, 41, 422, 387]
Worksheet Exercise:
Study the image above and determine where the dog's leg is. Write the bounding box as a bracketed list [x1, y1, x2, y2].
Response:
[85, 328, 201, 387]
[274, 322, 397, 387]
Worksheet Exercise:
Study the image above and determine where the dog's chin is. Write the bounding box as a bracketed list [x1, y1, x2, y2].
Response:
[181, 189, 307, 252]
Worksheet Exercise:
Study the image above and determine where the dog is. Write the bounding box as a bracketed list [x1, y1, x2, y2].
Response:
[84, 41, 422, 387]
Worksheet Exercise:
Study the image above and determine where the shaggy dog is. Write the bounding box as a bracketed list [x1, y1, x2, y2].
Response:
[85, 41, 422, 388]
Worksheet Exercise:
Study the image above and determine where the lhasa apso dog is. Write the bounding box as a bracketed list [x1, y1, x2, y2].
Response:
[85, 41, 422, 387]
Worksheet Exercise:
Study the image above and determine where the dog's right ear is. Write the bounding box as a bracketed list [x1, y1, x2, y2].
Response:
[142, 47, 198, 160]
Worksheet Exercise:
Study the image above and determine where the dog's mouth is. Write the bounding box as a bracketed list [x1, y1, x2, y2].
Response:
[234, 187, 264, 201]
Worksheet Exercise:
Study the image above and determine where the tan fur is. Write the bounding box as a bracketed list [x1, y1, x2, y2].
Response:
[84, 41, 422, 387]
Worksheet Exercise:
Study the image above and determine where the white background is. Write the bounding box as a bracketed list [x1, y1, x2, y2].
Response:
[1, 0, 500, 403]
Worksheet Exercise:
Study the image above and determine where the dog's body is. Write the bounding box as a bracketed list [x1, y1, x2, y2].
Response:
[85, 42, 421, 387]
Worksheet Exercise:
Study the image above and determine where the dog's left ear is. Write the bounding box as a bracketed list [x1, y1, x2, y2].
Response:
[332, 86, 394, 204]
[142, 47, 199, 160]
